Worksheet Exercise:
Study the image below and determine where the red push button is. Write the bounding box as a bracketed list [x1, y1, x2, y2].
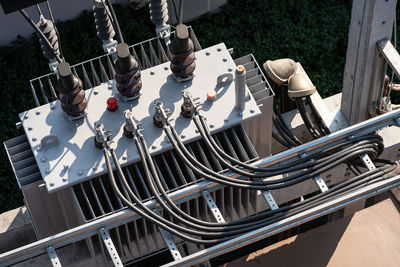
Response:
[107, 97, 118, 111]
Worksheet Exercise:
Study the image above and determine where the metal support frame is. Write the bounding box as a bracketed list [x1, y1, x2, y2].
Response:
[261, 190, 279, 210]
[46, 246, 61, 267]
[200, 190, 225, 223]
[98, 227, 123, 266]
[2, 110, 400, 266]
[153, 210, 182, 261]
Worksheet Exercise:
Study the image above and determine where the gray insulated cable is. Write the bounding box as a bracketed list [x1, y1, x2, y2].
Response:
[36, 18, 60, 60]
[93, 0, 115, 41]
[149, 0, 169, 27]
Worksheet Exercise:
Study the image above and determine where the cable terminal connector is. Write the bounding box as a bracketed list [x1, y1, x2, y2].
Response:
[94, 122, 113, 149]
[153, 101, 172, 128]
[124, 110, 142, 138]
[181, 90, 201, 118]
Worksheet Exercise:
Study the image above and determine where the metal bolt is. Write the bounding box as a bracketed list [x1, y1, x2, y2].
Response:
[49, 182, 54, 187]
[206, 51, 210, 56]
[195, 129, 199, 133]
[94, 90, 98, 95]
[40, 157, 47, 162]
[250, 109, 255, 113]
[228, 68, 233, 72]
[78, 170, 84, 176]
[223, 58, 227, 62]
[217, 47, 222, 52]
[152, 145, 157, 149]
[122, 155, 127, 160]
[108, 83, 113, 89]
[164, 66, 168, 70]
[62, 178, 67, 182]
[224, 118, 229, 122]
[45, 169, 51, 174]
[210, 124, 214, 128]
[37, 146, 41, 151]
[24, 115, 28, 119]
[181, 134, 185, 139]
[300, 153, 307, 158]
[50, 104, 56, 110]
[36, 111, 40, 115]
[32, 137, 37, 142]
[28, 126, 33, 131]
[150, 71, 155, 75]
[92, 166, 97, 171]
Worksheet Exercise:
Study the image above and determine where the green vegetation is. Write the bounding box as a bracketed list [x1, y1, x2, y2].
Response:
[0, 0, 360, 212]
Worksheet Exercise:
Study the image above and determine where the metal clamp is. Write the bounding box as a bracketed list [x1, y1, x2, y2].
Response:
[261, 190, 279, 210]
[360, 153, 376, 171]
[314, 175, 329, 192]
[98, 227, 123, 266]
[200, 190, 225, 223]
[46, 246, 61, 267]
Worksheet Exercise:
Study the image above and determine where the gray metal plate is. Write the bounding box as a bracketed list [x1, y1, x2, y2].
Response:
[19, 43, 261, 192]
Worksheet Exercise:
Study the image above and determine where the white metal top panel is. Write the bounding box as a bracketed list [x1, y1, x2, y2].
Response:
[19, 43, 261, 192]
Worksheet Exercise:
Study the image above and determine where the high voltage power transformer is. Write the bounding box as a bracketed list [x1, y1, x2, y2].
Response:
[1, 0, 400, 266]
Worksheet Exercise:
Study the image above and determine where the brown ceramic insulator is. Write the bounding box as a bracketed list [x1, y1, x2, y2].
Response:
[169, 39, 196, 78]
[58, 79, 87, 116]
[114, 43, 142, 98]
[57, 62, 87, 117]
[115, 65, 142, 97]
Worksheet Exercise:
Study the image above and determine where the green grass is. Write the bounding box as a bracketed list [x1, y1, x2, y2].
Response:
[0, 0, 356, 212]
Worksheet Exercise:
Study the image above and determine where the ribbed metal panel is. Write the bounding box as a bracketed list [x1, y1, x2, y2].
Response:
[3, 135, 41, 188]
[70, 125, 262, 263]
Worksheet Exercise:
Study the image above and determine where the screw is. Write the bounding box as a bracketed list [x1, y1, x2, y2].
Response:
[37, 146, 41, 151]
[206, 51, 210, 56]
[32, 137, 37, 142]
[122, 155, 127, 160]
[49, 182, 54, 187]
[45, 169, 51, 174]
[92, 166, 97, 171]
[94, 90, 98, 95]
[150, 71, 155, 75]
[152, 145, 157, 149]
[108, 83, 113, 89]
[24, 115, 28, 119]
[300, 153, 307, 158]
[181, 134, 185, 139]
[217, 47, 222, 52]
[77, 170, 84, 176]
[223, 58, 227, 62]
[195, 129, 199, 133]
[36, 111, 40, 115]
[50, 104, 56, 110]
[62, 178, 67, 182]
[224, 118, 229, 122]
[228, 68, 233, 72]
[239, 112, 243, 116]
[210, 124, 214, 128]
[40, 157, 47, 162]
[28, 126, 33, 131]
[250, 109, 255, 113]
[164, 66, 168, 70]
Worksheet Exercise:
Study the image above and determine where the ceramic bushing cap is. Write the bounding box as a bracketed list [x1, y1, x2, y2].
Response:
[263, 58, 297, 86]
[288, 73, 316, 98]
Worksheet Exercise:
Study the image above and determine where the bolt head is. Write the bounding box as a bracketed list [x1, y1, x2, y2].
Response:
[40, 157, 47, 162]
[45, 169, 51, 174]
[224, 118, 229, 122]
[32, 137, 37, 142]
[217, 47, 222, 52]
[24, 115, 28, 119]
[210, 124, 214, 128]
[228, 68, 233, 72]
[78, 170, 84, 176]
[152, 145, 157, 149]
[36, 111, 40, 115]
[108, 83, 113, 89]
[94, 90, 98, 95]
[223, 58, 227, 62]
[28, 127, 33, 131]
[250, 109, 255, 113]
[164, 66, 168, 70]
[206, 51, 210, 56]
[150, 71, 155, 75]
[49, 182, 54, 186]
[181, 134, 185, 139]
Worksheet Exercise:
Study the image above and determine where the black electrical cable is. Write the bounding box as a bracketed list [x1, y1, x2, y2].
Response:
[305, 96, 331, 135]
[272, 130, 292, 148]
[273, 116, 297, 147]
[171, 0, 180, 23]
[186, 119, 382, 179]
[295, 97, 321, 139]
[164, 124, 380, 190]
[105, 0, 124, 43]
[19, 9, 62, 63]
[197, 113, 383, 173]
[273, 102, 302, 145]
[179, 0, 184, 24]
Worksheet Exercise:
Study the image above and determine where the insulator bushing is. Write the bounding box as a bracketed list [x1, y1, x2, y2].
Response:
[114, 43, 142, 99]
[93, 0, 115, 41]
[36, 18, 60, 60]
[169, 24, 196, 79]
[149, 0, 169, 27]
[57, 62, 87, 118]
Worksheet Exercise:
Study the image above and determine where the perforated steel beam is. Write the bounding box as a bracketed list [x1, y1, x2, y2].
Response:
[98, 227, 122, 266]
[201, 190, 225, 223]
[46, 246, 61, 267]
